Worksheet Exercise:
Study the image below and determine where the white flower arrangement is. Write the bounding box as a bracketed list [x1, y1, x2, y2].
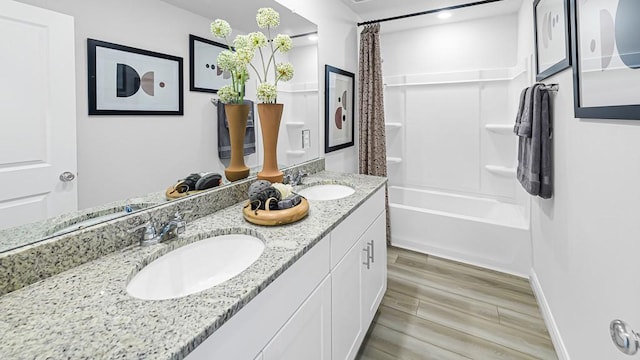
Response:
[210, 8, 295, 104]
[210, 19, 253, 104]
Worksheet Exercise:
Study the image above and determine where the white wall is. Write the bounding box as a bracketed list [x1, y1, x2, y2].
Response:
[517, 0, 640, 359]
[275, 0, 361, 173]
[380, 14, 521, 201]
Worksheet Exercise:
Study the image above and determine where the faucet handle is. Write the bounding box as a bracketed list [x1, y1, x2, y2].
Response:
[283, 174, 292, 185]
[127, 222, 159, 246]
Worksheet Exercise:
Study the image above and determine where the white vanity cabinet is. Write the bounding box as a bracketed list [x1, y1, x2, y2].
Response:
[262, 276, 332, 360]
[186, 186, 386, 360]
[331, 189, 386, 360]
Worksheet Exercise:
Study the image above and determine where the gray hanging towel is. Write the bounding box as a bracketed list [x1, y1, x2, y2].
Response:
[217, 100, 256, 159]
[514, 84, 542, 137]
[516, 85, 552, 198]
[513, 86, 529, 135]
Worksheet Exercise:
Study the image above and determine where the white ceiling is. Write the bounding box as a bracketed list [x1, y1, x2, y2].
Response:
[341, 0, 523, 33]
[160, 0, 317, 36]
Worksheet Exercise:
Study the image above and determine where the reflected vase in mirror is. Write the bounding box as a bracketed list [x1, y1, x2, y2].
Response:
[224, 103, 251, 181]
[257, 103, 284, 183]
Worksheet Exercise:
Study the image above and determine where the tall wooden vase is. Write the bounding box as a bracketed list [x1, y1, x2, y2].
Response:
[224, 103, 250, 182]
[257, 103, 284, 183]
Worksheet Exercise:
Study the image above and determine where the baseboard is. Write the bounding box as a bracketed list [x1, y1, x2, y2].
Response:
[530, 269, 570, 360]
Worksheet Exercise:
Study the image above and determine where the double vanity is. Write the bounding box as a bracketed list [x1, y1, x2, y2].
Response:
[0, 163, 387, 360]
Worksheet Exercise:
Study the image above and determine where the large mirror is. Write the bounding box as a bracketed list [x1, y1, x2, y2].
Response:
[0, 0, 319, 253]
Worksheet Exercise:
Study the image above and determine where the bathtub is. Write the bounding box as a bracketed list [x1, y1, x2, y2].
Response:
[389, 186, 531, 277]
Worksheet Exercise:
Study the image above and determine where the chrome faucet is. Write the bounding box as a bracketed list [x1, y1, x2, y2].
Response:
[283, 170, 307, 186]
[127, 211, 189, 246]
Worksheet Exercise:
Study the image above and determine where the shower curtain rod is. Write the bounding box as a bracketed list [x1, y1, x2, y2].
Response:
[357, 0, 504, 26]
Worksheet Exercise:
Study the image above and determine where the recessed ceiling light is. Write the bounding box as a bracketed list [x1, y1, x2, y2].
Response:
[308, 34, 318, 41]
[437, 12, 452, 19]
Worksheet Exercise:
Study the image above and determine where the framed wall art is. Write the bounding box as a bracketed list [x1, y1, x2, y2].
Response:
[189, 34, 232, 93]
[324, 65, 355, 153]
[534, 0, 571, 81]
[87, 39, 183, 115]
[571, 0, 640, 119]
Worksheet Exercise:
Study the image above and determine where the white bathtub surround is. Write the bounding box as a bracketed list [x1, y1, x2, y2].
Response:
[389, 186, 530, 277]
[380, 13, 533, 277]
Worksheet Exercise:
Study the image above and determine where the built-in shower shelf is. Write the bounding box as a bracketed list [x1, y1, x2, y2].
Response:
[485, 165, 516, 176]
[385, 122, 403, 129]
[286, 150, 305, 156]
[485, 124, 513, 134]
[285, 122, 305, 128]
[387, 157, 403, 164]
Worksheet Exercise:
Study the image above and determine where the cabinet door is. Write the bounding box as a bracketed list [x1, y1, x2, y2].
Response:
[331, 240, 364, 360]
[263, 276, 331, 360]
[361, 212, 388, 327]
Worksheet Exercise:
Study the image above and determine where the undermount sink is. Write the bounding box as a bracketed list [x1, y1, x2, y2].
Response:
[126, 234, 265, 300]
[297, 184, 355, 201]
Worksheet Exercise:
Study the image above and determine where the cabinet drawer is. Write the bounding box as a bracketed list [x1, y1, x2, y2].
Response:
[331, 187, 384, 269]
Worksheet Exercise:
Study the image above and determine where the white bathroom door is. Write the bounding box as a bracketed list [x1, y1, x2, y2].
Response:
[0, 1, 77, 230]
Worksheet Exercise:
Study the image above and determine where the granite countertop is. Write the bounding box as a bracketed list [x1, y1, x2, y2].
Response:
[0, 191, 167, 253]
[0, 171, 386, 360]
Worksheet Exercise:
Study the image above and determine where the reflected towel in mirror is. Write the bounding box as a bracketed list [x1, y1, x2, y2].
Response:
[217, 99, 256, 159]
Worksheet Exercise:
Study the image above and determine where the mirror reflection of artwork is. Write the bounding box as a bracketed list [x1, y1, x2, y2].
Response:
[325, 65, 354, 153]
[575, 0, 640, 118]
[88, 39, 183, 115]
[534, 0, 570, 81]
[116, 64, 161, 97]
[189, 34, 232, 93]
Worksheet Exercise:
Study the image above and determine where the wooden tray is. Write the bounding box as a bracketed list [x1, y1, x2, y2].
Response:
[243, 198, 309, 226]
[165, 185, 205, 200]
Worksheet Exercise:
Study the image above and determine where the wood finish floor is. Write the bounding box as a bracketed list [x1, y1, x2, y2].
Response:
[356, 246, 558, 360]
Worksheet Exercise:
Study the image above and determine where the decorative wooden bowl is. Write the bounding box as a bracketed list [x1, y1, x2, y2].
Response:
[243, 198, 309, 226]
[165, 186, 205, 200]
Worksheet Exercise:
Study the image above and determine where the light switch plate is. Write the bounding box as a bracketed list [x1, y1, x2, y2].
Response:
[302, 129, 310, 149]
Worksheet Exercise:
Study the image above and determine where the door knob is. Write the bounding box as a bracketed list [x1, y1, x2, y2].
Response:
[59, 171, 75, 182]
[610, 319, 640, 355]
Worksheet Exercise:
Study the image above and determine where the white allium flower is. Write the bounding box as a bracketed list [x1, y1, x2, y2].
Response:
[256, 8, 280, 28]
[257, 82, 278, 103]
[235, 47, 254, 65]
[210, 19, 231, 38]
[276, 62, 294, 82]
[274, 34, 293, 53]
[233, 35, 251, 50]
[216, 50, 238, 71]
[217, 85, 237, 104]
[248, 32, 268, 48]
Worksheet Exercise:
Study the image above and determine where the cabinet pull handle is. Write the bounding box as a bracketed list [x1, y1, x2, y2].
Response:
[368, 240, 374, 263]
[362, 246, 371, 269]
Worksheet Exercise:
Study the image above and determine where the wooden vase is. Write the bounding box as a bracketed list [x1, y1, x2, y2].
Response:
[257, 103, 284, 183]
[224, 103, 250, 182]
